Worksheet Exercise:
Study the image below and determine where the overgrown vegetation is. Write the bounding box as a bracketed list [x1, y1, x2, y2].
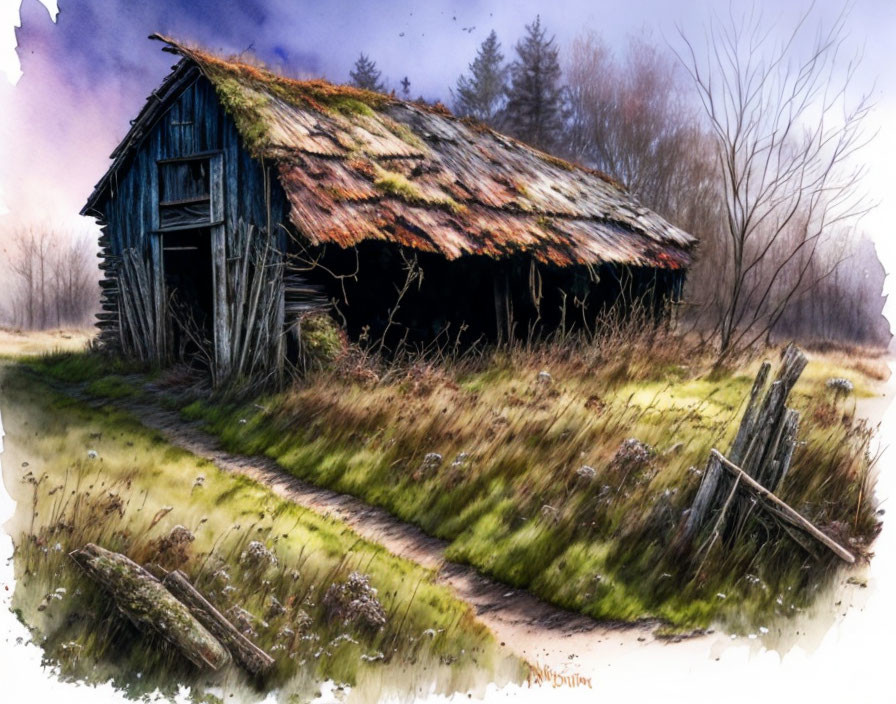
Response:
[1, 363, 520, 701]
[297, 313, 347, 372]
[24, 325, 884, 634]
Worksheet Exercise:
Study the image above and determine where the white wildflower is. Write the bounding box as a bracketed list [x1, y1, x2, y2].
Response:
[576, 465, 596, 481]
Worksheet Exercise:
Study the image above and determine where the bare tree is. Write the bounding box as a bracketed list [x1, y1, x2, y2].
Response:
[676, 5, 874, 357]
[51, 231, 97, 327]
[772, 231, 890, 347]
[564, 34, 722, 236]
[3, 226, 97, 329]
[6, 227, 51, 328]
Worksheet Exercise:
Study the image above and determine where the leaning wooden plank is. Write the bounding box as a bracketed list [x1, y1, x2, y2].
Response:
[677, 451, 724, 548]
[162, 569, 275, 676]
[710, 450, 855, 563]
[729, 361, 772, 463]
[69, 544, 231, 670]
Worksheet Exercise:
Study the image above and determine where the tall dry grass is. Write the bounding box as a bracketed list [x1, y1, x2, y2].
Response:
[2, 364, 519, 700]
[174, 321, 882, 630]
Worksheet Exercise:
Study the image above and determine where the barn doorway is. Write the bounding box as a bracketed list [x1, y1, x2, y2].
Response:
[161, 227, 214, 361]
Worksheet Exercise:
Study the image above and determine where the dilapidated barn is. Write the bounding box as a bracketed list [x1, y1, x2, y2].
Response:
[82, 35, 696, 383]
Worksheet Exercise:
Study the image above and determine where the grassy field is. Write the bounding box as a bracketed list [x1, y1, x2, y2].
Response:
[1, 362, 521, 702]
[0, 327, 93, 357]
[16, 330, 886, 634]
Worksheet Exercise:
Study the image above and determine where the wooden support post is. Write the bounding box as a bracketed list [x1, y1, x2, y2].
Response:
[493, 268, 507, 343]
[211, 223, 230, 380]
[679, 451, 724, 548]
[150, 233, 166, 361]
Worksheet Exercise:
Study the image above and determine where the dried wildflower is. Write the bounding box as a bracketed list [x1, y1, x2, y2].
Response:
[451, 452, 470, 469]
[241, 540, 277, 569]
[167, 525, 195, 545]
[148, 524, 195, 569]
[575, 465, 596, 481]
[610, 438, 654, 472]
[419, 452, 443, 475]
[826, 377, 854, 397]
[267, 596, 286, 618]
[540, 504, 559, 522]
[323, 571, 387, 631]
[294, 609, 312, 632]
[226, 605, 259, 638]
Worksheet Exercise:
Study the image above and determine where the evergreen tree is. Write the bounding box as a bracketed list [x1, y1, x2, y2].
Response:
[504, 16, 564, 150]
[453, 30, 507, 124]
[349, 53, 384, 92]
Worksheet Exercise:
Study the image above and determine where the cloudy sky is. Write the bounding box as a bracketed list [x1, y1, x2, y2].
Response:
[1, 0, 894, 315]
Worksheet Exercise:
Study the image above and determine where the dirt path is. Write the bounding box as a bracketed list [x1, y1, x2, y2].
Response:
[118, 398, 660, 666]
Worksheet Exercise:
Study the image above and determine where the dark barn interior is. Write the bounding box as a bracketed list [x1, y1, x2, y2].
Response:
[304, 241, 685, 350]
[161, 227, 214, 357]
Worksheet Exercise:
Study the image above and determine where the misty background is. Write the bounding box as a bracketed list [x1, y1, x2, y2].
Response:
[1, 0, 893, 349]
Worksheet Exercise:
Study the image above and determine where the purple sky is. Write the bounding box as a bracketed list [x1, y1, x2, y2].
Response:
[1, 0, 894, 285]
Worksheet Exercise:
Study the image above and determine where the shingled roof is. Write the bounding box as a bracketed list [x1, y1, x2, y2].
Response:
[84, 35, 696, 269]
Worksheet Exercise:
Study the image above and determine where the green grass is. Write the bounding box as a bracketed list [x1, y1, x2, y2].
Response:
[22, 349, 146, 383]
[85, 374, 141, 399]
[21, 337, 883, 634]
[1, 363, 521, 701]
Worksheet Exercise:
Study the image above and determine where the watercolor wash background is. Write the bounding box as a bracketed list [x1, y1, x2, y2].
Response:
[1, 1, 896, 702]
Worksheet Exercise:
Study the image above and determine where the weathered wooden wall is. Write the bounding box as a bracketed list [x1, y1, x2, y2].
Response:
[95, 68, 289, 371]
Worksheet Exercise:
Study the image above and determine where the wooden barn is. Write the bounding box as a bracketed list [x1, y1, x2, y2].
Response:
[81, 35, 696, 383]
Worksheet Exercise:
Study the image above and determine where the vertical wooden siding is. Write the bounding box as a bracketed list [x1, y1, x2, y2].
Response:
[97, 72, 288, 366]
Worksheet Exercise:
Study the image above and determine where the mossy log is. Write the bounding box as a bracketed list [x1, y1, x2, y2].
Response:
[69, 544, 231, 670]
[162, 569, 275, 675]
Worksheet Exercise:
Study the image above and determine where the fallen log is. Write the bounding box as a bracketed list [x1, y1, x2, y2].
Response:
[162, 569, 275, 675]
[69, 543, 231, 670]
[710, 449, 855, 563]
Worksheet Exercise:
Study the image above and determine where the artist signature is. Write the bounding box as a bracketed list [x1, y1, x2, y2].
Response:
[527, 662, 593, 689]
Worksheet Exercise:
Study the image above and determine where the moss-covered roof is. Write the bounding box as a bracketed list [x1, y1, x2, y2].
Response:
[84, 35, 696, 269]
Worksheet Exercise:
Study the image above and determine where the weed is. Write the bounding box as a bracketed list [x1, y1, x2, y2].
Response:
[1, 364, 521, 701]
[17, 324, 883, 633]
[170, 332, 881, 631]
